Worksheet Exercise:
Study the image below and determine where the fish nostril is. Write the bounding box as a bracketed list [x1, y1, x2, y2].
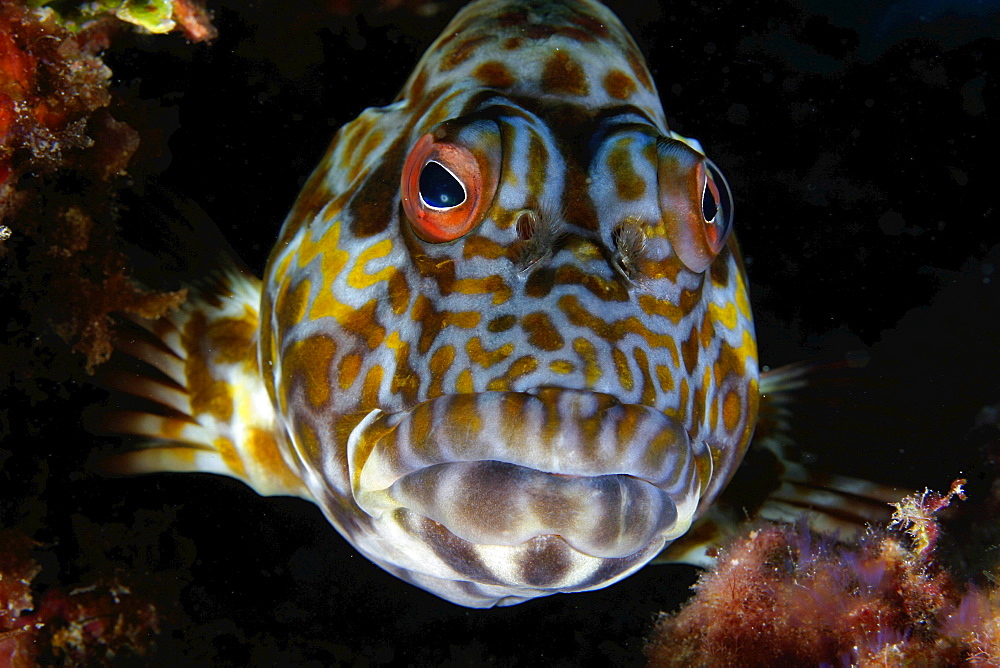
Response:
[516, 210, 537, 240]
[612, 220, 648, 283]
[515, 208, 564, 271]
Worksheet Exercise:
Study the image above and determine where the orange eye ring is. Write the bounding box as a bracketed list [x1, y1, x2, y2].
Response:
[401, 133, 491, 243]
[657, 138, 735, 273]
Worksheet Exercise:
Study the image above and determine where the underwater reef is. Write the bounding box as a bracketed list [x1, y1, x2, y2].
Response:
[0, 1, 209, 662]
[0, 0, 214, 374]
[1, 0, 998, 664]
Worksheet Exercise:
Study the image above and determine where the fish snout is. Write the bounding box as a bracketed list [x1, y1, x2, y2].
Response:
[347, 389, 712, 559]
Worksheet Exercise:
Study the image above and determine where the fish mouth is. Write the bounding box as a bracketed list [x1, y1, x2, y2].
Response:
[347, 388, 712, 560]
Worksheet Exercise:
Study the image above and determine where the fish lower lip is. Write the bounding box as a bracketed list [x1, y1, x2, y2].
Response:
[374, 461, 681, 558]
[347, 388, 711, 557]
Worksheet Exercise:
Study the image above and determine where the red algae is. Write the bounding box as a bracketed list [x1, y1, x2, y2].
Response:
[169, 0, 219, 42]
[0, 2, 192, 372]
[0, 528, 165, 666]
[645, 480, 1000, 666]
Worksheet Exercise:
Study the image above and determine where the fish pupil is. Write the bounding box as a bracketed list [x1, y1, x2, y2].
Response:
[702, 178, 719, 222]
[420, 161, 466, 209]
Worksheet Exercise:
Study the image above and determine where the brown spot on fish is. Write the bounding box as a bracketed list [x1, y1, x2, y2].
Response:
[603, 69, 636, 100]
[612, 347, 633, 392]
[666, 378, 689, 422]
[508, 355, 538, 379]
[561, 161, 599, 233]
[362, 364, 383, 408]
[520, 535, 571, 587]
[527, 134, 550, 194]
[338, 352, 362, 390]
[403, 68, 428, 104]
[607, 139, 645, 201]
[553, 265, 630, 302]
[388, 269, 410, 315]
[488, 314, 517, 333]
[206, 307, 257, 364]
[473, 61, 515, 88]
[348, 144, 403, 238]
[342, 300, 385, 350]
[414, 514, 505, 585]
[454, 275, 512, 305]
[282, 334, 337, 408]
[679, 286, 703, 315]
[522, 311, 564, 351]
[487, 355, 538, 390]
[714, 339, 744, 386]
[247, 427, 302, 491]
[467, 337, 514, 368]
[275, 277, 310, 340]
[542, 51, 589, 96]
[215, 437, 248, 479]
[656, 364, 674, 393]
[441, 35, 494, 71]
[626, 48, 654, 91]
[637, 253, 682, 282]
[411, 293, 480, 354]
[637, 294, 684, 325]
[578, 550, 645, 588]
[497, 8, 528, 28]
[710, 249, 730, 287]
[723, 387, 741, 433]
[634, 347, 656, 406]
[428, 344, 455, 398]
[555, 25, 597, 43]
[524, 265, 556, 299]
[464, 235, 509, 260]
[572, 337, 602, 387]
[680, 328, 700, 375]
[182, 311, 234, 422]
[550, 359, 575, 375]
[391, 338, 419, 405]
[569, 13, 611, 40]
[503, 36, 523, 50]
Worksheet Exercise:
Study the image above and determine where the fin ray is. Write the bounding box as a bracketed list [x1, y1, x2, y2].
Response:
[656, 358, 908, 568]
[95, 262, 310, 500]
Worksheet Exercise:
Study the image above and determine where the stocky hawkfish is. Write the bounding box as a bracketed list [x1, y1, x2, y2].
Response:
[107, 0, 761, 608]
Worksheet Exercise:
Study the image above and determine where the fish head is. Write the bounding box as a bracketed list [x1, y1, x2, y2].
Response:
[260, 0, 759, 607]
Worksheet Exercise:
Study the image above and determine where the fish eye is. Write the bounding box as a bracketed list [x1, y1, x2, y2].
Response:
[656, 136, 735, 273]
[401, 132, 494, 243]
[702, 159, 733, 253]
[419, 161, 466, 210]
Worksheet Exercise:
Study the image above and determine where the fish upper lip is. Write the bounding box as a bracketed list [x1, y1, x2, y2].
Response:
[348, 387, 707, 490]
[345, 387, 712, 556]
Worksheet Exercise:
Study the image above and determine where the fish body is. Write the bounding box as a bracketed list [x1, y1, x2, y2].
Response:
[110, 0, 758, 607]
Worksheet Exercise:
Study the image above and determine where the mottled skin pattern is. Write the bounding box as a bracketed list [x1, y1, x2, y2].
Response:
[112, 0, 758, 607]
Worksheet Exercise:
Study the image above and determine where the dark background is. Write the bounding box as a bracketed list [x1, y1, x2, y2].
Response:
[3, 0, 999, 664]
